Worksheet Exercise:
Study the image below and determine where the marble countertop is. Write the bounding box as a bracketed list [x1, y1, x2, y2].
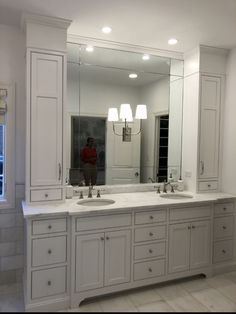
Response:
[22, 191, 236, 218]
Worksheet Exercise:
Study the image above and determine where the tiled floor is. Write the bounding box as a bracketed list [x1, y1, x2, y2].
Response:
[2, 271, 236, 312]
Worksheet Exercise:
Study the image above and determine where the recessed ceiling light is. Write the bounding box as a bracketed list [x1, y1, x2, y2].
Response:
[102, 26, 112, 34]
[142, 54, 150, 60]
[168, 38, 178, 45]
[129, 73, 138, 79]
[85, 45, 94, 52]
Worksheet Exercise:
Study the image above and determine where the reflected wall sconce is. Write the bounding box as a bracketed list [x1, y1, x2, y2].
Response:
[108, 104, 147, 142]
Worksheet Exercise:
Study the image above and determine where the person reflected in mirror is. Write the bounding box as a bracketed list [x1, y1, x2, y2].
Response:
[81, 137, 97, 186]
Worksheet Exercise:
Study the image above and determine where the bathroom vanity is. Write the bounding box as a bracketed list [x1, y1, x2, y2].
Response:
[22, 191, 236, 311]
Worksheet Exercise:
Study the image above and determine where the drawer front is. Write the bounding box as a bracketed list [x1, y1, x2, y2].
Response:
[213, 240, 233, 263]
[31, 266, 66, 299]
[76, 213, 132, 231]
[32, 218, 67, 235]
[32, 236, 67, 267]
[134, 259, 165, 281]
[134, 225, 166, 243]
[198, 181, 218, 191]
[135, 210, 166, 225]
[170, 206, 211, 221]
[214, 203, 234, 216]
[134, 241, 166, 260]
[214, 216, 234, 240]
[30, 188, 62, 202]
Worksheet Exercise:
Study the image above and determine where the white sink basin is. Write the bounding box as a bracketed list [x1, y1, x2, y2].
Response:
[77, 198, 115, 206]
[160, 193, 193, 199]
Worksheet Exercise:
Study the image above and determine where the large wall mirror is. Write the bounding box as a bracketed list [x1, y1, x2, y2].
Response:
[66, 42, 184, 186]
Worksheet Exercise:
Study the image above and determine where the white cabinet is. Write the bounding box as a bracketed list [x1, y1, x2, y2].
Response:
[75, 230, 131, 292]
[169, 220, 211, 274]
[198, 75, 221, 182]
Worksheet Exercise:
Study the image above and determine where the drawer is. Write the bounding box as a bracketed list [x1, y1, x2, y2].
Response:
[213, 240, 233, 263]
[169, 206, 211, 221]
[76, 213, 132, 231]
[32, 236, 67, 267]
[30, 188, 62, 202]
[214, 216, 234, 240]
[31, 266, 66, 299]
[134, 225, 166, 243]
[134, 259, 165, 281]
[198, 181, 218, 192]
[214, 202, 234, 216]
[32, 218, 67, 235]
[135, 210, 166, 225]
[134, 241, 166, 260]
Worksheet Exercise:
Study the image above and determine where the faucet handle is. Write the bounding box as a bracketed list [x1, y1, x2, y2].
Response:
[170, 184, 175, 193]
[79, 191, 84, 199]
[97, 189, 101, 198]
[154, 185, 161, 194]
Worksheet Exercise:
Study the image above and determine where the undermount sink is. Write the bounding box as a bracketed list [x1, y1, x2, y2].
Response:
[77, 198, 115, 206]
[160, 193, 193, 199]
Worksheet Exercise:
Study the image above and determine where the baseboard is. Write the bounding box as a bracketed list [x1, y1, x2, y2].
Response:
[212, 261, 236, 275]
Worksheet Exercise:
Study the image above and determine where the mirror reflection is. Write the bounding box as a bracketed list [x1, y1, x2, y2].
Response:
[66, 43, 184, 186]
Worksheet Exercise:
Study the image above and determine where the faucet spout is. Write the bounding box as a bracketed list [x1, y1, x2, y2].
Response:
[88, 185, 93, 198]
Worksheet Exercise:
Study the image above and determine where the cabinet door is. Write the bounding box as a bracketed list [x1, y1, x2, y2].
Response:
[190, 220, 211, 269]
[199, 76, 220, 179]
[31, 52, 63, 186]
[168, 223, 191, 274]
[75, 233, 104, 292]
[104, 230, 131, 286]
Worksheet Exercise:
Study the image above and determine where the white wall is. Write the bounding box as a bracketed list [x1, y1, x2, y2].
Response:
[221, 48, 236, 194]
[0, 25, 26, 185]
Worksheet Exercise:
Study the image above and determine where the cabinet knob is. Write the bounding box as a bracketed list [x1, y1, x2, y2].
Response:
[207, 184, 211, 188]
[100, 237, 104, 241]
[192, 225, 195, 229]
[149, 216, 154, 220]
[222, 249, 226, 254]
[48, 225, 52, 229]
[148, 267, 152, 272]
[106, 236, 110, 240]
[222, 226, 227, 230]
[223, 207, 227, 211]
[45, 193, 48, 198]
[149, 232, 153, 236]
[149, 249, 153, 254]
[47, 280, 51, 286]
[48, 249, 52, 254]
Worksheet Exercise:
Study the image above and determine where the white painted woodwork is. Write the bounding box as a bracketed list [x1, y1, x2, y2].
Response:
[31, 52, 63, 187]
[32, 236, 67, 267]
[198, 181, 218, 191]
[75, 233, 104, 292]
[168, 223, 191, 273]
[169, 206, 211, 221]
[134, 241, 166, 260]
[32, 218, 67, 235]
[190, 220, 211, 269]
[134, 210, 166, 225]
[213, 239, 234, 263]
[214, 203, 234, 216]
[76, 213, 132, 231]
[214, 216, 234, 239]
[31, 266, 67, 299]
[134, 259, 165, 281]
[104, 230, 131, 286]
[134, 225, 166, 243]
[199, 76, 221, 179]
[30, 188, 62, 202]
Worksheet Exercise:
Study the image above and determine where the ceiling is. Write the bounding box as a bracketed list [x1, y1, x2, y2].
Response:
[0, 0, 236, 53]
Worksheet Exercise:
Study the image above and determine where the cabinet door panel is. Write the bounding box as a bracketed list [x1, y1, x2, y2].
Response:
[104, 230, 131, 286]
[31, 52, 63, 186]
[199, 76, 220, 179]
[190, 220, 211, 269]
[168, 223, 190, 274]
[75, 233, 104, 292]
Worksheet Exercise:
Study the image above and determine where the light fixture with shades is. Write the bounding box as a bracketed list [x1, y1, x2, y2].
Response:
[108, 104, 147, 142]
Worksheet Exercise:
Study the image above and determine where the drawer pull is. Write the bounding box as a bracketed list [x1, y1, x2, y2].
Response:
[222, 249, 226, 254]
[48, 249, 52, 254]
[45, 193, 48, 198]
[106, 236, 110, 240]
[223, 207, 227, 211]
[47, 280, 51, 286]
[48, 225, 52, 230]
[149, 249, 153, 254]
[192, 225, 195, 229]
[100, 237, 104, 241]
[148, 267, 152, 272]
[207, 184, 211, 188]
[149, 232, 153, 236]
[149, 216, 154, 220]
[222, 226, 227, 230]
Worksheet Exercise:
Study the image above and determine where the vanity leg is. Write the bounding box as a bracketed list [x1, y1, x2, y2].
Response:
[203, 269, 213, 278]
[70, 295, 84, 309]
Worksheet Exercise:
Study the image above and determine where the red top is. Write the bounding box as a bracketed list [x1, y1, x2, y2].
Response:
[81, 147, 97, 165]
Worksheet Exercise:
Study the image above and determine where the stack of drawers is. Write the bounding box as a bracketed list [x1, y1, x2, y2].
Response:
[133, 209, 167, 281]
[213, 202, 234, 263]
[29, 217, 68, 300]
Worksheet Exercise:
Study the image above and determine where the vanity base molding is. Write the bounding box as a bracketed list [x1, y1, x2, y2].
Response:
[212, 261, 236, 276]
[70, 267, 212, 308]
[25, 297, 70, 312]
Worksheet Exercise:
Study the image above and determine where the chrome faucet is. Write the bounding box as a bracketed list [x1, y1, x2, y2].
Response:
[163, 181, 170, 193]
[88, 185, 93, 198]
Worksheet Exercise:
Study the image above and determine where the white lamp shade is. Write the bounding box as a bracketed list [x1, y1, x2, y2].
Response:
[120, 104, 133, 122]
[108, 108, 119, 121]
[135, 104, 147, 119]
